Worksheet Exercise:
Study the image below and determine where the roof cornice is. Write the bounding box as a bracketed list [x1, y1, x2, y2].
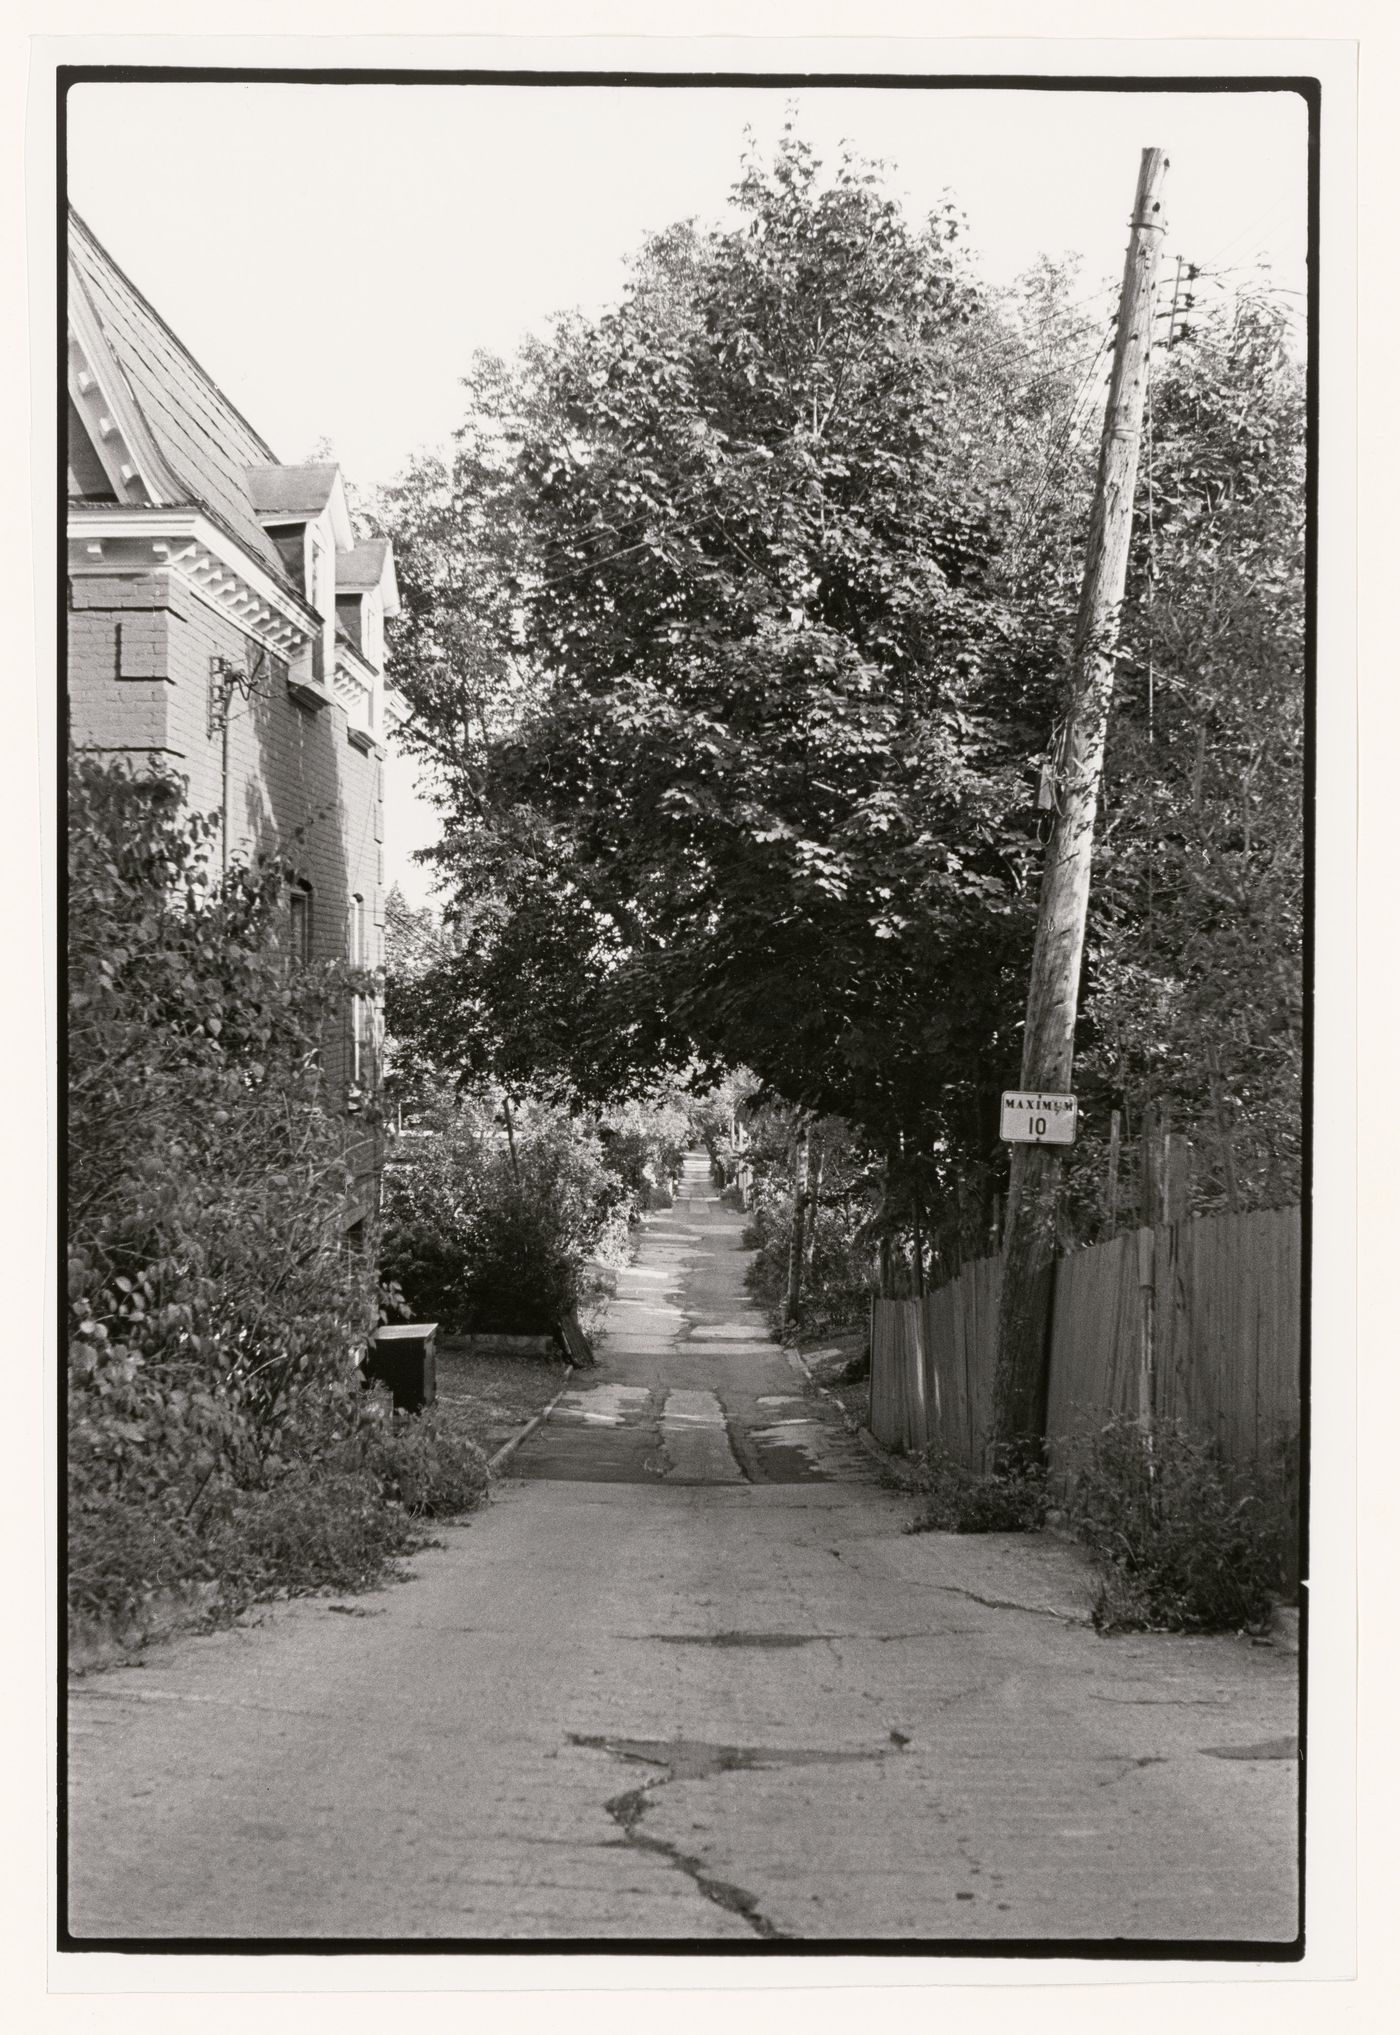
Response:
[335, 637, 378, 684]
[68, 503, 322, 656]
[332, 642, 380, 743]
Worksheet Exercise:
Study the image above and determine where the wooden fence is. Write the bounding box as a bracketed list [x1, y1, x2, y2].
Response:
[868, 1206, 1302, 1478]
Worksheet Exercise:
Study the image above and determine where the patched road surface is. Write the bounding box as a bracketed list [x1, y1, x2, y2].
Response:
[511, 1155, 871, 1488]
[67, 1154, 1299, 1945]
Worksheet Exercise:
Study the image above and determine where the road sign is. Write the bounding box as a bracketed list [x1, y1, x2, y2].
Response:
[1000, 1090, 1079, 1146]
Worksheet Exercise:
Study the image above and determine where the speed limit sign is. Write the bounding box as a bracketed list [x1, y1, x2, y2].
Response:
[1000, 1090, 1078, 1146]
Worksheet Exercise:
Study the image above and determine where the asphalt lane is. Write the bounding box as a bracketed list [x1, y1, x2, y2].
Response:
[66, 1153, 1299, 1944]
[512, 1150, 874, 1487]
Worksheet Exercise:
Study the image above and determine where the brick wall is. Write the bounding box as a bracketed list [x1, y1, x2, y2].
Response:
[69, 565, 388, 1227]
[68, 577, 177, 759]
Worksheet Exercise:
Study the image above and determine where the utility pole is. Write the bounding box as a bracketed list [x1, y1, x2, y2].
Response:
[991, 147, 1170, 1451]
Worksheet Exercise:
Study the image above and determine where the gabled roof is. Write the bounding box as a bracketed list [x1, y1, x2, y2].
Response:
[68, 210, 396, 628]
[68, 209, 294, 589]
[333, 539, 399, 613]
[333, 538, 392, 591]
[247, 463, 342, 521]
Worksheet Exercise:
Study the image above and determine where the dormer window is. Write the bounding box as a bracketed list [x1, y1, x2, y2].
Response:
[333, 554, 392, 675]
[245, 469, 351, 683]
[308, 529, 327, 609]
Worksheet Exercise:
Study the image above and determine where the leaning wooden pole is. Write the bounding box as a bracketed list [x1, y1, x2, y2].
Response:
[991, 147, 1170, 1452]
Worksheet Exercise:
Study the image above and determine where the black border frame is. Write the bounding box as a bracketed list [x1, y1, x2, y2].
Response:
[55, 60, 1319, 1965]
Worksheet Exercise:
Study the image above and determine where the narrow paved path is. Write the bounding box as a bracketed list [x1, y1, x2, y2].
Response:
[514, 1150, 871, 1487]
[67, 1153, 1298, 1945]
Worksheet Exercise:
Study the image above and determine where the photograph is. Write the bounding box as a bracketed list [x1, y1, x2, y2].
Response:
[58, 59, 1313, 1954]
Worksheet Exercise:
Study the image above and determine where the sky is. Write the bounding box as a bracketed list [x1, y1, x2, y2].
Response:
[66, 79, 1310, 903]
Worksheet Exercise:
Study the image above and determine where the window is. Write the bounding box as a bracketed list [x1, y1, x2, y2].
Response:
[349, 893, 371, 1091]
[308, 533, 330, 682]
[307, 531, 326, 609]
[351, 993, 368, 1091]
[288, 883, 313, 965]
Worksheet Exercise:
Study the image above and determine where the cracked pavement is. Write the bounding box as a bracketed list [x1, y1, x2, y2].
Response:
[66, 1153, 1299, 1944]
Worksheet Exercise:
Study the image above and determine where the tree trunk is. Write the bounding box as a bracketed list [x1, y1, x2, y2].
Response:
[501, 1094, 521, 1184]
[804, 1136, 824, 1281]
[1106, 1108, 1122, 1235]
[1207, 1045, 1241, 1211]
[785, 1126, 810, 1327]
[877, 1143, 897, 1296]
[910, 1150, 925, 1299]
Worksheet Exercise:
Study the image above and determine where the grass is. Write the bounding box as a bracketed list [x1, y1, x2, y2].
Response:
[433, 1343, 573, 1459]
[906, 1447, 1050, 1535]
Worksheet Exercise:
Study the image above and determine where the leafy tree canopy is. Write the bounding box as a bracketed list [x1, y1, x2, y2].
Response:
[380, 133, 1305, 1235]
[382, 133, 1102, 1150]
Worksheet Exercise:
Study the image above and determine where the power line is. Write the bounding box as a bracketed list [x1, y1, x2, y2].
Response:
[1008, 329, 1115, 563]
[1191, 193, 1298, 277]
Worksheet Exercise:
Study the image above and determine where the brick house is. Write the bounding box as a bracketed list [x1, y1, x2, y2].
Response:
[65, 207, 402, 1232]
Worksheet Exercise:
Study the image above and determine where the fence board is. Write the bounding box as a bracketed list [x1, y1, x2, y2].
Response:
[872, 1205, 1301, 1485]
[870, 1297, 930, 1453]
[913, 1254, 1004, 1467]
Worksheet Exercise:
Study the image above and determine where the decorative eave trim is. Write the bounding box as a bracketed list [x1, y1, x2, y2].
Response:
[333, 643, 390, 754]
[67, 265, 184, 508]
[383, 687, 411, 731]
[331, 646, 374, 721]
[335, 639, 377, 688]
[68, 504, 322, 657]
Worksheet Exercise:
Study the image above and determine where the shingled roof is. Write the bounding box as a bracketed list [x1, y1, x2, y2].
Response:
[68, 209, 294, 588]
[333, 539, 393, 592]
[247, 463, 342, 522]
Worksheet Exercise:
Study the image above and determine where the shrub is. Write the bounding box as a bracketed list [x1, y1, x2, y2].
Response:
[67, 1405, 490, 1636]
[380, 1091, 634, 1334]
[357, 1407, 490, 1517]
[461, 1140, 609, 1329]
[907, 1446, 1049, 1534]
[743, 1176, 873, 1334]
[1066, 1415, 1291, 1633]
[66, 1490, 216, 1629]
[599, 1087, 693, 1208]
[216, 1465, 422, 1601]
[66, 753, 431, 1635]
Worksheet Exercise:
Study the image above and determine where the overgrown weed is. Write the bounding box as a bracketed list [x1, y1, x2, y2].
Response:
[1066, 1415, 1293, 1633]
[68, 1406, 488, 1638]
[906, 1445, 1049, 1534]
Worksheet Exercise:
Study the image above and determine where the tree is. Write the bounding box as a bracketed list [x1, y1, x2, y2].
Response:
[379, 133, 1304, 1286]
[1065, 289, 1307, 1226]
[381, 134, 1095, 1179]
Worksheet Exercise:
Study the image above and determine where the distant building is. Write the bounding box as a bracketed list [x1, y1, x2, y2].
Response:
[65, 207, 402, 1232]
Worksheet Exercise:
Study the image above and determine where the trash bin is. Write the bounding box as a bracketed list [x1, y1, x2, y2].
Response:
[364, 1322, 438, 1413]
